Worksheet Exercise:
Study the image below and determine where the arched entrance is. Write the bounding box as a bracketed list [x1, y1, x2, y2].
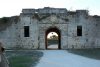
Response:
[45, 28, 61, 49]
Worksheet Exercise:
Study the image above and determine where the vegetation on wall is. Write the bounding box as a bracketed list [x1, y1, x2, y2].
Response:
[93, 15, 100, 18]
[0, 17, 10, 23]
[33, 13, 69, 22]
[0, 17, 11, 31]
[68, 11, 76, 15]
[0, 16, 19, 31]
[11, 16, 20, 24]
[33, 13, 51, 21]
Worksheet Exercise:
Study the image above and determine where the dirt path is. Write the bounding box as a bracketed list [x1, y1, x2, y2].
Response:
[35, 50, 100, 67]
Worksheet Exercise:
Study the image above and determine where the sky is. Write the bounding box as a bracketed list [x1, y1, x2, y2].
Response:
[0, 0, 100, 18]
[47, 32, 58, 38]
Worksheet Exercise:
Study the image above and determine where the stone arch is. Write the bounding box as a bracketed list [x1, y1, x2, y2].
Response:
[45, 27, 61, 49]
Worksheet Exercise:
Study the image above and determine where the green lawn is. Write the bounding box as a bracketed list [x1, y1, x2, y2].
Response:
[68, 48, 100, 60]
[5, 49, 100, 67]
[5, 50, 43, 67]
[47, 40, 58, 46]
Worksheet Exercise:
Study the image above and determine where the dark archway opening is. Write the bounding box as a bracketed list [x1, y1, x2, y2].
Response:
[45, 28, 61, 49]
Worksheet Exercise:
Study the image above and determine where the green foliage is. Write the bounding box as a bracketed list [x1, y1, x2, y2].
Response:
[68, 11, 76, 15]
[47, 39, 58, 46]
[11, 16, 20, 23]
[93, 15, 100, 18]
[5, 50, 43, 67]
[33, 13, 40, 19]
[9, 56, 32, 67]
[0, 17, 9, 23]
[68, 48, 100, 60]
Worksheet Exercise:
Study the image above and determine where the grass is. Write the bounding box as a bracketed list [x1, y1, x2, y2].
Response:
[5, 50, 43, 67]
[5, 49, 100, 67]
[47, 40, 58, 46]
[68, 48, 100, 60]
[9, 56, 33, 67]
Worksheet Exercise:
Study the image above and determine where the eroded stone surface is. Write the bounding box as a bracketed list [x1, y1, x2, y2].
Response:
[0, 7, 100, 49]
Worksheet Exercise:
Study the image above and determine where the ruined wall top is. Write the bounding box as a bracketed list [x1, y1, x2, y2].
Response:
[21, 7, 89, 16]
[22, 7, 67, 14]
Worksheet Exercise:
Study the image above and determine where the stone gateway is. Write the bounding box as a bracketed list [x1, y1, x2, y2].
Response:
[0, 7, 100, 49]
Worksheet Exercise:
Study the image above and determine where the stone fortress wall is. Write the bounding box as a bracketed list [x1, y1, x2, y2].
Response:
[0, 7, 100, 49]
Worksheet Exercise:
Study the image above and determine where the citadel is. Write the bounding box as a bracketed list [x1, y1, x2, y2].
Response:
[0, 7, 100, 49]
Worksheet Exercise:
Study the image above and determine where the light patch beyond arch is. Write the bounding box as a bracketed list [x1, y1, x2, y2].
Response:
[45, 27, 61, 49]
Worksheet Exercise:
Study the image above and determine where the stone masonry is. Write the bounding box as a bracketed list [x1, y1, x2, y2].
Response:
[0, 7, 100, 49]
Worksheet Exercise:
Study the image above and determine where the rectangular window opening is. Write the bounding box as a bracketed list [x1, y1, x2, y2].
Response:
[77, 26, 82, 36]
[24, 26, 29, 37]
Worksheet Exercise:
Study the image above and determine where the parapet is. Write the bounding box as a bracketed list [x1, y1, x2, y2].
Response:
[68, 10, 89, 16]
[76, 10, 88, 15]
[37, 7, 67, 14]
[21, 7, 89, 17]
[22, 7, 67, 14]
[22, 9, 36, 14]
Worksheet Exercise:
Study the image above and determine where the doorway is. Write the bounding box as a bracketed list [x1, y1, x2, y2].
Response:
[45, 28, 61, 49]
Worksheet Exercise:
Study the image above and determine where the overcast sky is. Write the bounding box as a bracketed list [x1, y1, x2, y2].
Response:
[0, 0, 100, 18]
